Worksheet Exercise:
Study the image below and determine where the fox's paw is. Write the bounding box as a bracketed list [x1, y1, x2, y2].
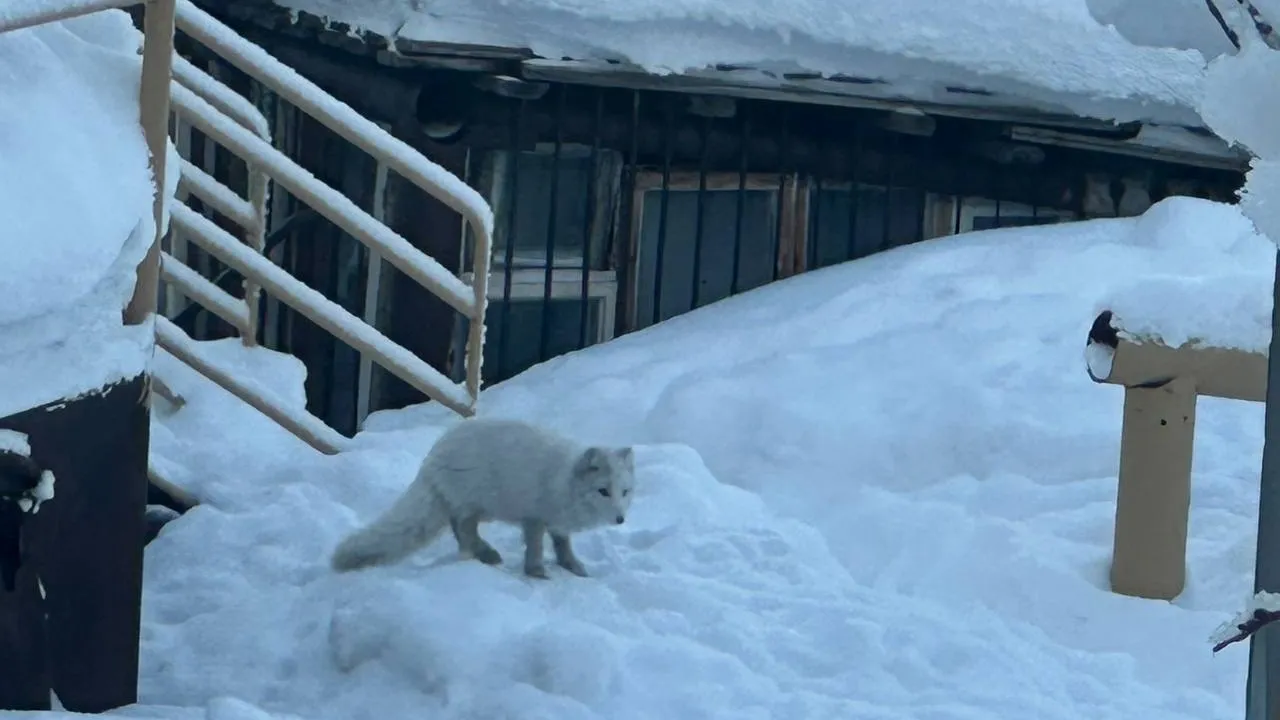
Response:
[558, 558, 590, 577]
[473, 545, 503, 566]
[523, 563, 550, 580]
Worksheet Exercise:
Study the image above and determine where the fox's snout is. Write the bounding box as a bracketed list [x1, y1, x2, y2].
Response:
[615, 515, 625, 525]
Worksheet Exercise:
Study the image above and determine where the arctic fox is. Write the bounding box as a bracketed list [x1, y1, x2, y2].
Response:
[330, 418, 636, 579]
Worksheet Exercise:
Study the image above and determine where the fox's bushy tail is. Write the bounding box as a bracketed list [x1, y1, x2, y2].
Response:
[330, 480, 449, 572]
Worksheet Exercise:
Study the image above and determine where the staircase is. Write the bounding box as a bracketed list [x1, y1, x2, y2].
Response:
[1, 1, 494, 466]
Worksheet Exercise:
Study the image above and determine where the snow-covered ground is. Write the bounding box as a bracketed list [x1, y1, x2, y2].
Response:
[0, 8, 169, 416]
[112, 195, 1274, 720]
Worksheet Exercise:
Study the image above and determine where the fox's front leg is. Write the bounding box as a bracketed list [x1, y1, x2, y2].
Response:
[551, 532, 588, 577]
[521, 519, 549, 579]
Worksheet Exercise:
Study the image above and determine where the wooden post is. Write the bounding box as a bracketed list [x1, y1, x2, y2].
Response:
[124, 0, 176, 327]
[1109, 377, 1197, 600]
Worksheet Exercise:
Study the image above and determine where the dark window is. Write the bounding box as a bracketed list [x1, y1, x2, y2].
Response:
[481, 296, 605, 384]
[634, 189, 777, 329]
[808, 185, 927, 269]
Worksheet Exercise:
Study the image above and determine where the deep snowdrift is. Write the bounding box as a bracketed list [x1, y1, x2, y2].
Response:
[137, 196, 1271, 720]
[0, 9, 167, 416]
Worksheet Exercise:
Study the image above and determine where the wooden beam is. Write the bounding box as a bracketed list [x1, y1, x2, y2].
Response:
[1086, 310, 1267, 403]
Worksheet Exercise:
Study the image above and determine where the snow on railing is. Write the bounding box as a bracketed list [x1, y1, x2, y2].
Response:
[0, 0, 133, 33]
[155, 316, 350, 454]
[171, 54, 270, 139]
[172, 0, 492, 404]
[168, 201, 476, 414]
[4, 0, 493, 456]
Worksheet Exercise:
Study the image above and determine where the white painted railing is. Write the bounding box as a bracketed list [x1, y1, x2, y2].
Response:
[1, 0, 494, 457]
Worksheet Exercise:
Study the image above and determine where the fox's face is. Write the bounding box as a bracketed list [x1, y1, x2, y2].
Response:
[571, 446, 636, 527]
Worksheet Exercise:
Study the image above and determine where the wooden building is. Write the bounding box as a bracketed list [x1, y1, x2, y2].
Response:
[165, 0, 1249, 436]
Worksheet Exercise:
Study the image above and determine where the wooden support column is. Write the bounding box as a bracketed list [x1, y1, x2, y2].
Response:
[1109, 377, 1196, 600]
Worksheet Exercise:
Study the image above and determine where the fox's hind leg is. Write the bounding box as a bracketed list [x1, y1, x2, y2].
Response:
[451, 514, 503, 566]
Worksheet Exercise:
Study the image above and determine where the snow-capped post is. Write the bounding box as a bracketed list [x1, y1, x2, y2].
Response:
[0, 0, 176, 713]
[1084, 310, 1267, 600]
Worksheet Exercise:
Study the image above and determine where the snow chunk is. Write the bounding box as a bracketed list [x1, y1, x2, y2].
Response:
[1202, 43, 1280, 161]
[1094, 197, 1275, 353]
[17, 470, 57, 514]
[1202, 38, 1280, 246]
[1238, 157, 1280, 249]
[0, 429, 32, 457]
[1103, 273, 1273, 351]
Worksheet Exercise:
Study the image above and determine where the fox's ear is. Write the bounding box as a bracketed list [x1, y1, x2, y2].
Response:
[616, 447, 634, 463]
[575, 447, 608, 474]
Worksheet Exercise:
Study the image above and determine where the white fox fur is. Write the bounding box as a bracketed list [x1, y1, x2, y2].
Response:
[330, 418, 636, 579]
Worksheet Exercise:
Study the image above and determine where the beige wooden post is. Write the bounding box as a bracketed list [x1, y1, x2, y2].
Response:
[1110, 377, 1197, 600]
[124, 0, 177, 327]
[1087, 309, 1268, 601]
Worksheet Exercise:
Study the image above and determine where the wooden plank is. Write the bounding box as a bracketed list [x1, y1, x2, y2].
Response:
[0, 375, 150, 712]
[0, 502, 49, 710]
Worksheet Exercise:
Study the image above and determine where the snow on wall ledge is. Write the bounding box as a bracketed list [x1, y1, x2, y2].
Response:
[1090, 197, 1275, 362]
[280, 0, 1210, 125]
[0, 10, 166, 418]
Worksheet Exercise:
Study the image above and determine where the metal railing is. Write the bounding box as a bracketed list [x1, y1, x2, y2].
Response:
[1, 0, 494, 455]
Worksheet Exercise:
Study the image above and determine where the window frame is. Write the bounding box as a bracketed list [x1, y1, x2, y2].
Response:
[476, 144, 623, 272]
[462, 267, 619, 348]
[627, 171, 802, 330]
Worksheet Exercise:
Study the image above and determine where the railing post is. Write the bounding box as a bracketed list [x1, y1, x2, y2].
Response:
[465, 217, 489, 410]
[1109, 376, 1196, 600]
[124, 0, 176, 326]
[242, 166, 268, 346]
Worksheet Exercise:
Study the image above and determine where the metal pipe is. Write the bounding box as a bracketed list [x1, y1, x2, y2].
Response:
[1246, 248, 1280, 720]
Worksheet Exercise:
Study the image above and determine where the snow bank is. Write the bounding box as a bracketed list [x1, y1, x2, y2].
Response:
[1094, 198, 1273, 351]
[0, 9, 169, 416]
[279, 0, 1209, 125]
[139, 196, 1271, 720]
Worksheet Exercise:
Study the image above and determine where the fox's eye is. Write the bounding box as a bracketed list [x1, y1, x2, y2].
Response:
[622, 489, 630, 497]
[597, 488, 611, 497]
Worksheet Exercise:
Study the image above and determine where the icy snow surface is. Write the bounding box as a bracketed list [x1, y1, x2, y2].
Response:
[279, 0, 1214, 125]
[122, 195, 1275, 720]
[0, 9, 169, 417]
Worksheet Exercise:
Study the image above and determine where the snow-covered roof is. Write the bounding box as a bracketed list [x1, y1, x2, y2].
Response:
[0, 9, 162, 415]
[274, 0, 1230, 128]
